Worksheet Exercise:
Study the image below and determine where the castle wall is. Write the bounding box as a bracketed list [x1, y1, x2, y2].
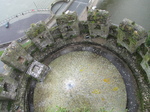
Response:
[0, 9, 149, 112]
[87, 9, 110, 38]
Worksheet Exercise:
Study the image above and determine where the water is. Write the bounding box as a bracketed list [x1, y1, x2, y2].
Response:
[97, 0, 150, 31]
[34, 51, 126, 112]
[0, 0, 55, 22]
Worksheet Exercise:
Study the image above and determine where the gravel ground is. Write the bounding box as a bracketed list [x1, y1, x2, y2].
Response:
[34, 51, 127, 112]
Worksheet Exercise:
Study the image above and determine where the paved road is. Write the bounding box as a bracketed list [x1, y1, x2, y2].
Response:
[0, 13, 50, 44]
[0, 0, 90, 73]
[0, 0, 90, 45]
[52, 0, 89, 15]
[68, 0, 89, 15]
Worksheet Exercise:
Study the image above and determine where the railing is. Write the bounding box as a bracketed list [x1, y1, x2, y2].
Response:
[0, 0, 70, 26]
[0, 8, 50, 26]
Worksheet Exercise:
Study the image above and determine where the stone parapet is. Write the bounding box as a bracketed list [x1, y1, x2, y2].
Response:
[87, 9, 110, 38]
[27, 60, 50, 81]
[117, 18, 148, 53]
[1, 41, 33, 72]
[0, 9, 149, 112]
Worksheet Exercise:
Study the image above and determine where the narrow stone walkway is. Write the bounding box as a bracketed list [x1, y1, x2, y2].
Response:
[34, 51, 127, 112]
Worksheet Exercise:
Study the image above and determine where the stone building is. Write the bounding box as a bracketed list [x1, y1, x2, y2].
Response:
[117, 18, 148, 53]
[87, 9, 110, 38]
[26, 22, 54, 51]
[56, 11, 80, 39]
[1, 41, 33, 72]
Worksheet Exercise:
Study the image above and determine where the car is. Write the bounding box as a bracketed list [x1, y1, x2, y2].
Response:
[5, 22, 9, 28]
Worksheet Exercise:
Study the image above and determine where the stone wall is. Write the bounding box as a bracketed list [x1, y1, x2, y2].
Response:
[1, 41, 33, 72]
[87, 9, 110, 38]
[117, 18, 148, 53]
[0, 9, 149, 112]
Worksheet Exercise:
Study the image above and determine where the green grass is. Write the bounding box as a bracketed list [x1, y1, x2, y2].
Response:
[21, 40, 33, 49]
[0, 50, 4, 57]
[45, 106, 117, 112]
[0, 76, 4, 82]
[45, 106, 129, 112]
[0, 40, 33, 57]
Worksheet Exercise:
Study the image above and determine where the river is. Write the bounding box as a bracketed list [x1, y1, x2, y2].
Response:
[97, 0, 150, 31]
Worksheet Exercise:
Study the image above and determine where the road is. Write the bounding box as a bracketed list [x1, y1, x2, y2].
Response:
[68, 0, 89, 15]
[0, 0, 90, 73]
[0, 13, 50, 44]
[0, 0, 90, 45]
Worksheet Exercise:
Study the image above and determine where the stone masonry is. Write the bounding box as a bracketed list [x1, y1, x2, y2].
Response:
[26, 22, 54, 51]
[0, 9, 149, 112]
[27, 60, 50, 81]
[141, 50, 150, 81]
[1, 41, 33, 72]
[87, 9, 110, 38]
[117, 18, 148, 53]
[56, 11, 80, 39]
[0, 74, 18, 100]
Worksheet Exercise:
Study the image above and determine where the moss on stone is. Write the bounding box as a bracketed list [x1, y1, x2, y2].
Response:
[26, 23, 46, 38]
[0, 87, 3, 93]
[0, 51, 4, 57]
[146, 34, 150, 47]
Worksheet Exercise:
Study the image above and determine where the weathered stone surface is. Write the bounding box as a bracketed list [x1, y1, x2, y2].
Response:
[0, 9, 149, 112]
[0, 101, 9, 112]
[141, 50, 150, 82]
[31, 31, 54, 51]
[87, 9, 110, 38]
[56, 11, 80, 39]
[26, 22, 46, 39]
[1, 41, 33, 72]
[49, 26, 62, 41]
[0, 74, 18, 100]
[26, 22, 54, 51]
[109, 23, 118, 37]
[79, 21, 89, 34]
[117, 18, 148, 53]
[27, 60, 50, 81]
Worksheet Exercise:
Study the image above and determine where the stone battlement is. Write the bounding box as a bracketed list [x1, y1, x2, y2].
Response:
[0, 9, 149, 112]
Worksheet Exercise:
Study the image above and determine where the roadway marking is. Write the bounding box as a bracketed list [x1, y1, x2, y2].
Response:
[74, 1, 88, 5]
[76, 3, 80, 8]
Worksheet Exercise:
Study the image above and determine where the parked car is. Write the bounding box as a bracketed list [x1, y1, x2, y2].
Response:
[5, 22, 9, 28]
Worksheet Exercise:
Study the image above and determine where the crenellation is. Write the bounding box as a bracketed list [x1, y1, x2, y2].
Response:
[26, 60, 50, 81]
[49, 26, 63, 41]
[31, 31, 54, 51]
[79, 21, 89, 34]
[0, 9, 149, 112]
[140, 50, 150, 81]
[56, 11, 80, 40]
[87, 9, 110, 38]
[1, 41, 33, 72]
[26, 22, 47, 39]
[26, 22, 54, 51]
[117, 18, 148, 53]
[0, 74, 18, 100]
[109, 23, 119, 37]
